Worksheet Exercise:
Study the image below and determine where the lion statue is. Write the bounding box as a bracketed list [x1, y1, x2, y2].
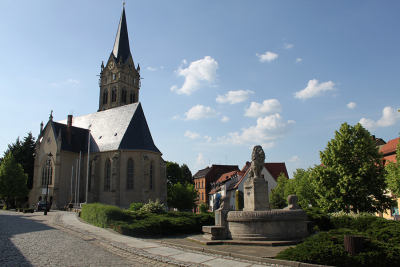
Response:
[248, 145, 265, 180]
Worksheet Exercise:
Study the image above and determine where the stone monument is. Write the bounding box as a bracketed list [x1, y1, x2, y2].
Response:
[203, 145, 309, 242]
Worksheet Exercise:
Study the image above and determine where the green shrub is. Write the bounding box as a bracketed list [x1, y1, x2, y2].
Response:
[304, 207, 332, 231]
[128, 202, 144, 211]
[81, 203, 126, 228]
[140, 199, 165, 214]
[199, 202, 209, 213]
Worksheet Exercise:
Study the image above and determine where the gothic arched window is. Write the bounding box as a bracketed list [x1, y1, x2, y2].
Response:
[130, 91, 135, 104]
[127, 158, 134, 190]
[122, 87, 127, 103]
[105, 159, 111, 190]
[149, 161, 154, 190]
[112, 87, 117, 102]
[41, 161, 53, 186]
[103, 89, 108, 105]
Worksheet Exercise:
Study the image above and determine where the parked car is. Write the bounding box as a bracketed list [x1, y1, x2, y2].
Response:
[36, 201, 51, 211]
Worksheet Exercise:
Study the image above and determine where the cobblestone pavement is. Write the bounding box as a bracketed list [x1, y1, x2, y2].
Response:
[0, 211, 175, 267]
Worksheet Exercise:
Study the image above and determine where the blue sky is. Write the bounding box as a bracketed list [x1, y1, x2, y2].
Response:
[1, 1, 399, 177]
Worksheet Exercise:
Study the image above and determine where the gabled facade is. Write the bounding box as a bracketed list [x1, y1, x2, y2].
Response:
[29, 6, 167, 209]
[208, 161, 289, 211]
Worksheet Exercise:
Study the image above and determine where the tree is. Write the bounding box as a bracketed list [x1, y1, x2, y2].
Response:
[311, 122, 393, 213]
[180, 164, 193, 185]
[269, 173, 288, 209]
[386, 137, 400, 195]
[0, 152, 29, 209]
[285, 168, 319, 208]
[167, 182, 198, 210]
[166, 161, 183, 186]
[2, 132, 36, 190]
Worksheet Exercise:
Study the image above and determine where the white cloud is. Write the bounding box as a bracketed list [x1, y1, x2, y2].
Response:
[147, 67, 156, 71]
[359, 106, 400, 130]
[216, 90, 254, 104]
[256, 52, 278, 62]
[347, 102, 357, 109]
[289, 156, 301, 165]
[184, 130, 201, 139]
[185, 105, 219, 120]
[195, 153, 206, 168]
[204, 135, 212, 142]
[172, 115, 180, 120]
[170, 56, 219, 95]
[294, 79, 336, 100]
[295, 58, 303, 63]
[51, 79, 80, 86]
[221, 116, 230, 122]
[244, 99, 282, 117]
[222, 114, 295, 145]
[284, 43, 293, 49]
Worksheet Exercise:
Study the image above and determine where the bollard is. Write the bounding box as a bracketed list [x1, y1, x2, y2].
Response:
[344, 235, 364, 255]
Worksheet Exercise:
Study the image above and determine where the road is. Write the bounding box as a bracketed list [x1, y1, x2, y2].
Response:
[0, 210, 175, 267]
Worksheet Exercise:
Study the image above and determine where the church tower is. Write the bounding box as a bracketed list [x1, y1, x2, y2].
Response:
[99, 5, 141, 111]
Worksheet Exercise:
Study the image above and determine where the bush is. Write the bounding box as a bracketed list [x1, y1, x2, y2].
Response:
[140, 199, 165, 214]
[81, 203, 127, 228]
[304, 207, 332, 231]
[128, 202, 144, 211]
[199, 202, 209, 213]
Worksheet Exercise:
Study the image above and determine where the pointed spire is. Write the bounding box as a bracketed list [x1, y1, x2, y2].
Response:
[112, 5, 131, 64]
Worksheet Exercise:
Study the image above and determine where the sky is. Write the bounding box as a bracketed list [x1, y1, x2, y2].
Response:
[1, 1, 399, 177]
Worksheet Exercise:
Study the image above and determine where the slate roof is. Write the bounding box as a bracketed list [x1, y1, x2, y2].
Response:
[52, 121, 89, 153]
[57, 103, 160, 154]
[193, 166, 211, 179]
[112, 6, 131, 64]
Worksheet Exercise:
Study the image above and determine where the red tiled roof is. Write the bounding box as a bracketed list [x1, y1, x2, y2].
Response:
[380, 137, 399, 156]
[264, 163, 289, 181]
[215, 170, 238, 184]
[384, 154, 397, 165]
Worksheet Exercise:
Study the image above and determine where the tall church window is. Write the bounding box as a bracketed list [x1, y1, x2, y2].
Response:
[130, 91, 135, 103]
[103, 89, 108, 105]
[41, 162, 53, 186]
[113, 74, 116, 80]
[112, 87, 117, 102]
[127, 159, 134, 190]
[122, 87, 127, 103]
[149, 161, 154, 190]
[104, 77, 108, 84]
[105, 159, 111, 190]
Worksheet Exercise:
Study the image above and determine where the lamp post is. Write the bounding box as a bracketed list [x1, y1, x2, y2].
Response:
[44, 152, 53, 215]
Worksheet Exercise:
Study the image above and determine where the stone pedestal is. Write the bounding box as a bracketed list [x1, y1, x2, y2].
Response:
[243, 177, 270, 211]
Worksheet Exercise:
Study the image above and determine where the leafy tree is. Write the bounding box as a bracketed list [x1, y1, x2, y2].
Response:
[167, 182, 198, 211]
[386, 137, 400, 195]
[199, 202, 209, 213]
[180, 164, 193, 185]
[285, 168, 319, 208]
[166, 161, 183, 186]
[269, 173, 289, 209]
[311, 122, 393, 213]
[0, 152, 30, 209]
[2, 132, 36, 190]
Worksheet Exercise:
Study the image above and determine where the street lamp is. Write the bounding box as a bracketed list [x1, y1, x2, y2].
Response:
[44, 152, 53, 215]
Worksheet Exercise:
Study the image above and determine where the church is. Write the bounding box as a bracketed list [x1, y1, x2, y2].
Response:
[29, 6, 167, 209]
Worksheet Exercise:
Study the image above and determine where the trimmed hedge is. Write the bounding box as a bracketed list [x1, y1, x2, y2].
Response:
[277, 211, 400, 266]
[304, 207, 332, 231]
[81, 203, 214, 237]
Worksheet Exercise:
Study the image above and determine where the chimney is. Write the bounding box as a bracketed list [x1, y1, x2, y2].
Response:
[67, 115, 73, 143]
[372, 135, 376, 141]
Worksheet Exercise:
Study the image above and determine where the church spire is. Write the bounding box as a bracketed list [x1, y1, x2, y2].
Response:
[112, 5, 131, 64]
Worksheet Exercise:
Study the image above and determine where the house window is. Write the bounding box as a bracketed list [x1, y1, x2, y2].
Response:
[112, 87, 117, 102]
[41, 162, 53, 186]
[149, 161, 154, 189]
[103, 89, 108, 104]
[130, 91, 135, 103]
[105, 159, 111, 190]
[121, 87, 127, 103]
[127, 159, 134, 190]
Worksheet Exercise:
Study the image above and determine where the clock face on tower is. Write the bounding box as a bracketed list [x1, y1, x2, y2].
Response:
[108, 62, 115, 69]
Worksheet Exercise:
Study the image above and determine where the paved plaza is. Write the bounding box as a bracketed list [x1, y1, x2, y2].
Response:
[0, 210, 305, 267]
